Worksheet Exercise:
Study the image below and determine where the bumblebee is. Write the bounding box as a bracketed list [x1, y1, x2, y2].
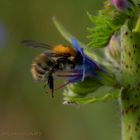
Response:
[22, 40, 82, 97]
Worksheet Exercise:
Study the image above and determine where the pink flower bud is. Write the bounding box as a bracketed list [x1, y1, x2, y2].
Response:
[111, 0, 128, 11]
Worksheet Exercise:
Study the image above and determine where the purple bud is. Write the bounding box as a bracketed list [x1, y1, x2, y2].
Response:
[111, 0, 128, 11]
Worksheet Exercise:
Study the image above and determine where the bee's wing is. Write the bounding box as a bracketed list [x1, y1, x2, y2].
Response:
[44, 51, 62, 57]
[21, 40, 52, 49]
[44, 52, 71, 57]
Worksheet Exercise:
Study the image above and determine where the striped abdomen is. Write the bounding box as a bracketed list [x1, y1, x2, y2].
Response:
[31, 52, 55, 81]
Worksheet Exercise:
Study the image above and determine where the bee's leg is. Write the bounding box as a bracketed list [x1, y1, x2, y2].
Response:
[54, 81, 70, 91]
[48, 74, 54, 98]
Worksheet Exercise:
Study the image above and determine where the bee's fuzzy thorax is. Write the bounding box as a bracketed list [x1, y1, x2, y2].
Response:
[53, 44, 77, 57]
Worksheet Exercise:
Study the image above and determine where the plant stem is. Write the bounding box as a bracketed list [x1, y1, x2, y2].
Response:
[120, 22, 140, 140]
[133, 15, 140, 33]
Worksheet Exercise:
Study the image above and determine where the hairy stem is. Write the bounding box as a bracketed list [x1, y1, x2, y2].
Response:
[120, 22, 140, 140]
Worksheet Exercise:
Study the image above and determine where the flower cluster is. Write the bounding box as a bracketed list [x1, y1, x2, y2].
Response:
[53, 17, 120, 105]
[62, 38, 118, 105]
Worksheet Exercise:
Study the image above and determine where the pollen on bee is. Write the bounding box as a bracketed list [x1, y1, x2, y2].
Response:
[53, 44, 77, 57]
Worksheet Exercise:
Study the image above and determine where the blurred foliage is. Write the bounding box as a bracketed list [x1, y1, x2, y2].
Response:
[0, 0, 120, 140]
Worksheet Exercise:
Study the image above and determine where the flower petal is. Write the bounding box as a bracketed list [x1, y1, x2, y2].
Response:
[72, 38, 105, 81]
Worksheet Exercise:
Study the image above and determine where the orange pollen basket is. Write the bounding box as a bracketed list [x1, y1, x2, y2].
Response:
[53, 44, 77, 57]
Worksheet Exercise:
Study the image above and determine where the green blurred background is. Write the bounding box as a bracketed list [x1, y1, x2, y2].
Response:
[0, 0, 120, 140]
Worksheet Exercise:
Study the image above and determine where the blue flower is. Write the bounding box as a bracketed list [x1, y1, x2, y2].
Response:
[69, 38, 105, 83]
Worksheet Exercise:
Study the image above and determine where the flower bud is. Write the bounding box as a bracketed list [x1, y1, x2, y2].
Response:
[111, 0, 128, 11]
[107, 35, 121, 59]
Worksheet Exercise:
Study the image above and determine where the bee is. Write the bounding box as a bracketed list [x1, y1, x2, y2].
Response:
[22, 40, 83, 97]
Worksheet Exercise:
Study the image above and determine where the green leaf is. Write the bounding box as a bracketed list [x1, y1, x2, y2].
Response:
[64, 77, 102, 97]
[87, 0, 138, 48]
[63, 86, 121, 105]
